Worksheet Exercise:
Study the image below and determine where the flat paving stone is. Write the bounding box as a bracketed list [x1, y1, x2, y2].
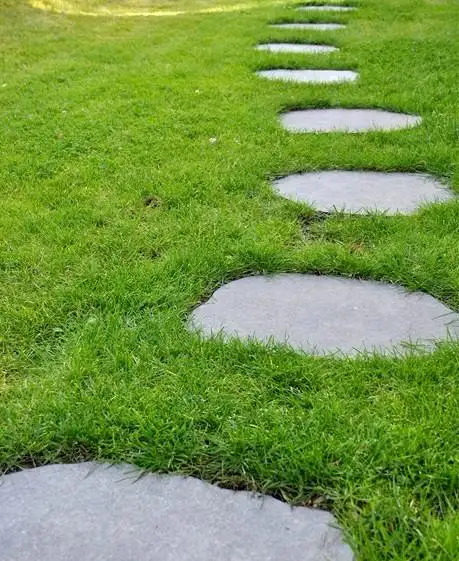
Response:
[296, 5, 356, 11]
[190, 274, 459, 356]
[0, 462, 354, 561]
[270, 23, 346, 30]
[256, 43, 339, 54]
[281, 108, 421, 132]
[257, 69, 358, 83]
[273, 171, 453, 214]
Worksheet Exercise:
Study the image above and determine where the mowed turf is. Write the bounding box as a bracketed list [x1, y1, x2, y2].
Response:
[1, 0, 459, 559]
[30, 0, 286, 15]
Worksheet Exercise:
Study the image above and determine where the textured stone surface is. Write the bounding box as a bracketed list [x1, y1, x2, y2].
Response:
[190, 274, 459, 356]
[0, 462, 354, 561]
[273, 171, 453, 214]
[270, 23, 346, 30]
[296, 5, 356, 11]
[256, 43, 338, 54]
[257, 69, 358, 83]
[281, 109, 421, 133]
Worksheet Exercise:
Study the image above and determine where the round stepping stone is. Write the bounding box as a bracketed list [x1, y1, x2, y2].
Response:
[0, 462, 354, 561]
[281, 109, 421, 133]
[270, 23, 346, 30]
[190, 274, 459, 356]
[273, 171, 453, 214]
[256, 43, 339, 54]
[296, 5, 356, 11]
[257, 69, 358, 83]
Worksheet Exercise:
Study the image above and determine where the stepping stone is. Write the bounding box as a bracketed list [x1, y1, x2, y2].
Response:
[281, 109, 421, 132]
[273, 171, 453, 214]
[270, 23, 346, 30]
[257, 69, 358, 83]
[296, 5, 356, 11]
[0, 462, 354, 561]
[190, 274, 459, 356]
[256, 43, 339, 54]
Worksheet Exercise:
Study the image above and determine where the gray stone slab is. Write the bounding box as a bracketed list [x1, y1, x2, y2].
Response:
[273, 171, 453, 214]
[0, 462, 354, 561]
[281, 109, 421, 132]
[256, 43, 339, 54]
[270, 23, 346, 30]
[190, 274, 459, 356]
[296, 5, 356, 11]
[257, 69, 358, 83]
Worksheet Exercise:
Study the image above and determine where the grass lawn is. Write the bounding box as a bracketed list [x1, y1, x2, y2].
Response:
[1, 0, 459, 558]
[30, 0, 287, 16]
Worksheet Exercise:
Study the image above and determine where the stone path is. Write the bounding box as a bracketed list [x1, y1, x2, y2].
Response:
[190, 275, 459, 356]
[257, 69, 358, 83]
[0, 463, 354, 561]
[9, 3, 456, 561]
[280, 108, 422, 132]
[256, 43, 338, 53]
[193, 0, 456, 365]
[273, 171, 452, 213]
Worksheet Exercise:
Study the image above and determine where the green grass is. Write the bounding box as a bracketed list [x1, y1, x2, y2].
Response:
[1, 0, 459, 558]
[30, 0, 287, 15]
